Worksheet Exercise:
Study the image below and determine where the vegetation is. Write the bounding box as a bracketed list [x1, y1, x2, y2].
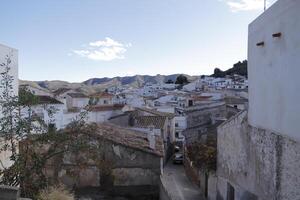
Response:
[0, 53, 109, 199]
[38, 184, 74, 200]
[175, 74, 189, 85]
[211, 60, 247, 78]
[186, 135, 217, 172]
[165, 79, 174, 84]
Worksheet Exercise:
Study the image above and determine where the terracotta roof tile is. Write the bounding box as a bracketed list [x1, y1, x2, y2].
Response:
[88, 104, 124, 112]
[134, 116, 167, 129]
[93, 123, 164, 157]
[37, 95, 63, 104]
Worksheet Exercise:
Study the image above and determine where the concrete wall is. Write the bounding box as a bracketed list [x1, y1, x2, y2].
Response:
[217, 110, 300, 200]
[87, 110, 123, 123]
[248, 0, 300, 141]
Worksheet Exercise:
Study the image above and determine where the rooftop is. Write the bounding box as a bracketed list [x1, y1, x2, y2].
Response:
[224, 97, 248, 105]
[90, 92, 114, 98]
[136, 107, 175, 118]
[37, 95, 64, 104]
[88, 104, 124, 112]
[93, 123, 164, 157]
[67, 93, 88, 98]
[134, 116, 167, 129]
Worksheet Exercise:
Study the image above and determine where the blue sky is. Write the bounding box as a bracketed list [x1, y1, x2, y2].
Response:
[0, 0, 276, 82]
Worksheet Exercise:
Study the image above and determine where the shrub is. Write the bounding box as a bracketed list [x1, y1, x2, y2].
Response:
[38, 185, 74, 200]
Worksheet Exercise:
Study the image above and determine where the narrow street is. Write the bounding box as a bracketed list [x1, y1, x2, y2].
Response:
[161, 161, 204, 200]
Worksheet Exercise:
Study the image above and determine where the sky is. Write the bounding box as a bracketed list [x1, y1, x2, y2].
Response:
[0, 0, 276, 82]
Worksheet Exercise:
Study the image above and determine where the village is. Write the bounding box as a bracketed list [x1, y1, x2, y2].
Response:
[0, 0, 300, 200]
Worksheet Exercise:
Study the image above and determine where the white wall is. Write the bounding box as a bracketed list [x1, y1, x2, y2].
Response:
[248, 0, 300, 141]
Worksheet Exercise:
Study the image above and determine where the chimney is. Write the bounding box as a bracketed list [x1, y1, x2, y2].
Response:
[148, 126, 156, 150]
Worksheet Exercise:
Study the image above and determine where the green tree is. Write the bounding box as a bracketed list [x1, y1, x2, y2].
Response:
[0, 53, 103, 199]
[165, 79, 174, 84]
[175, 74, 189, 85]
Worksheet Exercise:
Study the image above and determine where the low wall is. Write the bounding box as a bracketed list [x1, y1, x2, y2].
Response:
[0, 185, 20, 200]
[159, 180, 171, 200]
[183, 155, 200, 186]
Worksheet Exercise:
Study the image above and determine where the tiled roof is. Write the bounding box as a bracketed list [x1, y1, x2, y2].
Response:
[88, 104, 124, 112]
[90, 92, 113, 98]
[67, 93, 88, 98]
[37, 95, 63, 104]
[93, 123, 164, 157]
[192, 95, 212, 101]
[134, 116, 167, 129]
[225, 97, 248, 105]
[136, 107, 175, 118]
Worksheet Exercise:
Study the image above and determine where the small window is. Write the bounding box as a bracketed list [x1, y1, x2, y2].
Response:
[175, 132, 179, 138]
[175, 123, 179, 127]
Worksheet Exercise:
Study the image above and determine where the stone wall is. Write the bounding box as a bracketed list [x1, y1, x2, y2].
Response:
[44, 139, 162, 190]
[216, 110, 300, 200]
[184, 104, 226, 144]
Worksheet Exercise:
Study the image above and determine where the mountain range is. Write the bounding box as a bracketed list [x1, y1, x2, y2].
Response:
[20, 74, 199, 94]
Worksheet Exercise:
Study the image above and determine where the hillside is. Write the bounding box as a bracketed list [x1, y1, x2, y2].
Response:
[21, 74, 199, 94]
[211, 60, 247, 78]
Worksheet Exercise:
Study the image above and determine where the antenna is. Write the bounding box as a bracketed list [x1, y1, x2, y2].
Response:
[264, 0, 266, 11]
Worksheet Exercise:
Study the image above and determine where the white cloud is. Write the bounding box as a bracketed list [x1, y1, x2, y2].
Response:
[72, 37, 131, 61]
[221, 0, 270, 12]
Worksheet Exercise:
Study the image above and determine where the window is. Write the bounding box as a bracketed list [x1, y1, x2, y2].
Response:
[188, 100, 193, 107]
[227, 182, 235, 200]
[175, 123, 179, 127]
[104, 100, 108, 104]
[175, 132, 179, 138]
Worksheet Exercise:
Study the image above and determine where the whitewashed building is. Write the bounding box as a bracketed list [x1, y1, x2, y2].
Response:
[217, 1, 300, 199]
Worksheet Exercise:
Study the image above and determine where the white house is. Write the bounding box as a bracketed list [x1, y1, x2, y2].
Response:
[182, 79, 202, 92]
[217, 1, 300, 199]
[174, 116, 187, 142]
[22, 95, 65, 130]
[66, 93, 89, 110]
[89, 92, 114, 105]
[87, 104, 125, 123]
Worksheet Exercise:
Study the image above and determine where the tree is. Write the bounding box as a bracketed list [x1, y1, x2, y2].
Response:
[212, 68, 225, 78]
[165, 79, 174, 84]
[0, 53, 102, 199]
[175, 74, 189, 85]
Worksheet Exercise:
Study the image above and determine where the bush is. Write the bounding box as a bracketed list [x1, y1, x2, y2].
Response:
[38, 185, 74, 200]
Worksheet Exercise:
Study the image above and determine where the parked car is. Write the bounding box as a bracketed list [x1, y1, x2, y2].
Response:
[174, 145, 181, 153]
[173, 152, 183, 164]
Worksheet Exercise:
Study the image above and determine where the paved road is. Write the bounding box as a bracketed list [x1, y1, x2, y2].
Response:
[161, 161, 204, 200]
